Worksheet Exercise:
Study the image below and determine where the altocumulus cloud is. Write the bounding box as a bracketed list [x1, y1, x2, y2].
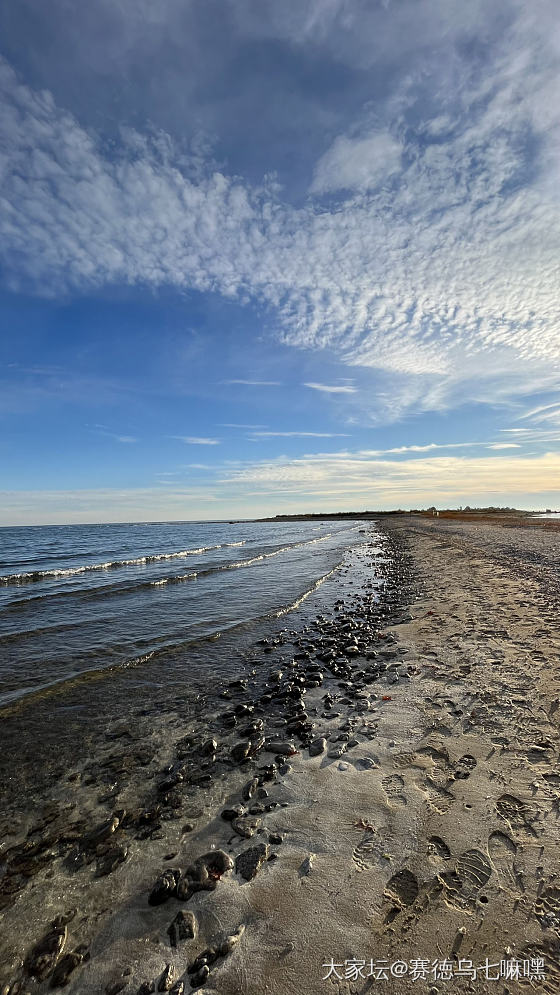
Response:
[0, 0, 559, 420]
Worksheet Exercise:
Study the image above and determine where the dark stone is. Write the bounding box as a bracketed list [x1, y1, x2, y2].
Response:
[188, 949, 218, 975]
[309, 737, 326, 757]
[177, 850, 233, 900]
[95, 843, 128, 877]
[230, 741, 251, 763]
[235, 843, 269, 881]
[241, 777, 259, 801]
[137, 983, 156, 995]
[51, 909, 77, 929]
[200, 738, 217, 756]
[50, 950, 84, 988]
[148, 868, 181, 906]
[83, 816, 120, 847]
[266, 741, 296, 756]
[26, 926, 67, 982]
[190, 965, 209, 988]
[158, 963, 176, 991]
[231, 815, 262, 839]
[168, 910, 197, 947]
[221, 804, 246, 822]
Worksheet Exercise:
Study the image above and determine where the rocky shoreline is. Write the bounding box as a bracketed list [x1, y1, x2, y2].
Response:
[1, 524, 418, 995]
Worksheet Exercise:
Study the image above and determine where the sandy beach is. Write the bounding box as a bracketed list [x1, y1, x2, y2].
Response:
[2, 516, 560, 995]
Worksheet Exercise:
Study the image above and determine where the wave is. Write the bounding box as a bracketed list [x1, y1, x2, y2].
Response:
[147, 533, 335, 587]
[0, 541, 246, 586]
[0, 558, 346, 711]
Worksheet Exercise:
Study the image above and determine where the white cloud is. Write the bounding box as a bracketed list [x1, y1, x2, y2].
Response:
[1, 0, 559, 423]
[224, 449, 560, 506]
[249, 431, 350, 438]
[172, 436, 220, 445]
[304, 382, 357, 394]
[310, 130, 401, 194]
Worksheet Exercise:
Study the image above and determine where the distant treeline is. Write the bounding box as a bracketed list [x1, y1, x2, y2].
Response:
[257, 506, 531, 522]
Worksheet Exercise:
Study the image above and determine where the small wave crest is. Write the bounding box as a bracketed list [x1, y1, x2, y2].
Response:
[0, 541, 246, 586]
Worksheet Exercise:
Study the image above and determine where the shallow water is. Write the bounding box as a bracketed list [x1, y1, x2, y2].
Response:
[0, 519, 364, 707]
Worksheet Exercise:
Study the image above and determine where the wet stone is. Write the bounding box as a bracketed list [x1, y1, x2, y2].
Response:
[241, 777, 259, 801]
[217, 924, 245, 956]
[25, 926, 67, 982]
[50, 950, 85, 988]
[232, 815, 262, 839]
[230, 741, 251, 763]
[148, 868, 180, 906]
[158, 964, 176, 991]
[221, 805, 246, 822]
[309, 737, 327, 757]
[235, 843, 270, 881]
[168, 910, 197, 947]
[95, 842, 128, 877]
[200, 738, 217, 757]
[328, 744, 347, 759]
[266, 741, 296, 756]
[190, 965, 209, 988]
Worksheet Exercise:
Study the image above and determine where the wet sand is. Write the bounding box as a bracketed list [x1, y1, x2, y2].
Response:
[2, 518, 560, 994]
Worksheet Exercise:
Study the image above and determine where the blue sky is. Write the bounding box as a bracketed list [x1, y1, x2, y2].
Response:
[0, 0, 559, 524]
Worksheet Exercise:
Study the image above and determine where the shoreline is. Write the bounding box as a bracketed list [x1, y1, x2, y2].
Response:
[2, 517, 560, 994]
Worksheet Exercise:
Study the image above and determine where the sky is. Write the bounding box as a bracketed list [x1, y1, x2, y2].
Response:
[0, 0, 559, 525]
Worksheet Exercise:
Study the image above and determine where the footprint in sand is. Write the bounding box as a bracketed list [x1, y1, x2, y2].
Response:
[352, 835, 378, 873]
[383, 868, 419, 922]
[424, 776, 455, 814]
[497, 793, 539, 838]
[518, 942, 560, 995]
[439, 849, 492, 909]
[416, 744, 451, 778]
[488, 830, 522, 894]
[452, 754, 477, 780]
[382, 773, 407, 807]
[534, 887, 560, 932]
[427, 836, 451, 861]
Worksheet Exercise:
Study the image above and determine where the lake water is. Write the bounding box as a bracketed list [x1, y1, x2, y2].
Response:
[0, 519, 374, 708]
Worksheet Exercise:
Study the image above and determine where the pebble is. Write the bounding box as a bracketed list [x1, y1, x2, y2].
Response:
[25, 926, 67, 982]
[158, 964, 176, 992]
[242, 777, 259, 801]
[148, 868, 181, 906]
[168, 910, 197, 946]
[50, 950, 84, 988]
[231, 815, 262, 839]
[309, 737, 327, 756]
[266, 741, 296, 756]
[95, 843, 128, 877]
[218, 925, 245, 956]
[235, 843, 270, 881]
[299, 854, 315, 875]
[327, 744, 347, 759]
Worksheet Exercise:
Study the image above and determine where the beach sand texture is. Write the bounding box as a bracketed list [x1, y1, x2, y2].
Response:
[2, 517, 560, 995]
